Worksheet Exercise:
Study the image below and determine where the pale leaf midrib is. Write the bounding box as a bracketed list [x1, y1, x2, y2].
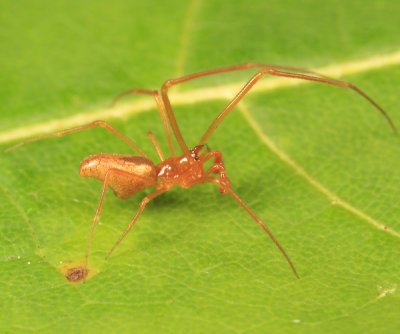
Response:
[1, 49, 400, 145]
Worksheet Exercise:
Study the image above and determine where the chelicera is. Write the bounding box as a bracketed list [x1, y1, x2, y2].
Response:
[6, 63, 397, 280]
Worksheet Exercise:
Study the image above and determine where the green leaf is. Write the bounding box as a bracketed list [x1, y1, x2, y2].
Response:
[1, 0, 400, 333]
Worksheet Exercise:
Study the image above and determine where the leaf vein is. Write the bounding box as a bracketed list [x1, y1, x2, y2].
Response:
[237, 102, 400, 239]
[174, 0, 202, 78]
[0, 181, 43, 255]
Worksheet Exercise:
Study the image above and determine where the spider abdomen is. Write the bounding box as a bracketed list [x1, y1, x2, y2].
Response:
[80, 154, 157, 199]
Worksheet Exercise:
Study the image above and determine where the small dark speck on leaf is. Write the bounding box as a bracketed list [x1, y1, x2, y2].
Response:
[65, 267, 88, 283]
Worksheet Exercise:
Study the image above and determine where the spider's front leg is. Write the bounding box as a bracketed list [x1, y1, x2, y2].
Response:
[203, 150, 231, 194]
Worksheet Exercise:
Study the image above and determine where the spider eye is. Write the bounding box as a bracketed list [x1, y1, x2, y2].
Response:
[195, 156, 199, 161]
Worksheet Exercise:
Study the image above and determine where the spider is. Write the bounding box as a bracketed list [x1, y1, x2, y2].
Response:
[6, 63, 397, 280]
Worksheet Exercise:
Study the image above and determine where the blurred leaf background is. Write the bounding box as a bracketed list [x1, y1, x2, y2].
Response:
[1, 0, 400, 333]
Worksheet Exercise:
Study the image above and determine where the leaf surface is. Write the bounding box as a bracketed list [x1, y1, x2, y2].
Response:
[1, 0, 400, 333]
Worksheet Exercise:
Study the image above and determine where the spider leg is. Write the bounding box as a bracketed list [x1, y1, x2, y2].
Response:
[199, 68, 397, 144]
[160, 63, 396, 153]
[199, 68, 270, 144]
[147, 131, 165, 161]
[105, 188, 169, 260]
[202, 150, 231, 193]
[5, 120, 148, 157]
[175, 172, 298, 278]
[200, 176, 299, 279]
[111, 88, 176, 156]
[84, 168, 159, 280]
[111, 88, 156, 107]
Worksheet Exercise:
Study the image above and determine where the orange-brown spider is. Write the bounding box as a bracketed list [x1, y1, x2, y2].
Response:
[6, 63, 397, 280]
